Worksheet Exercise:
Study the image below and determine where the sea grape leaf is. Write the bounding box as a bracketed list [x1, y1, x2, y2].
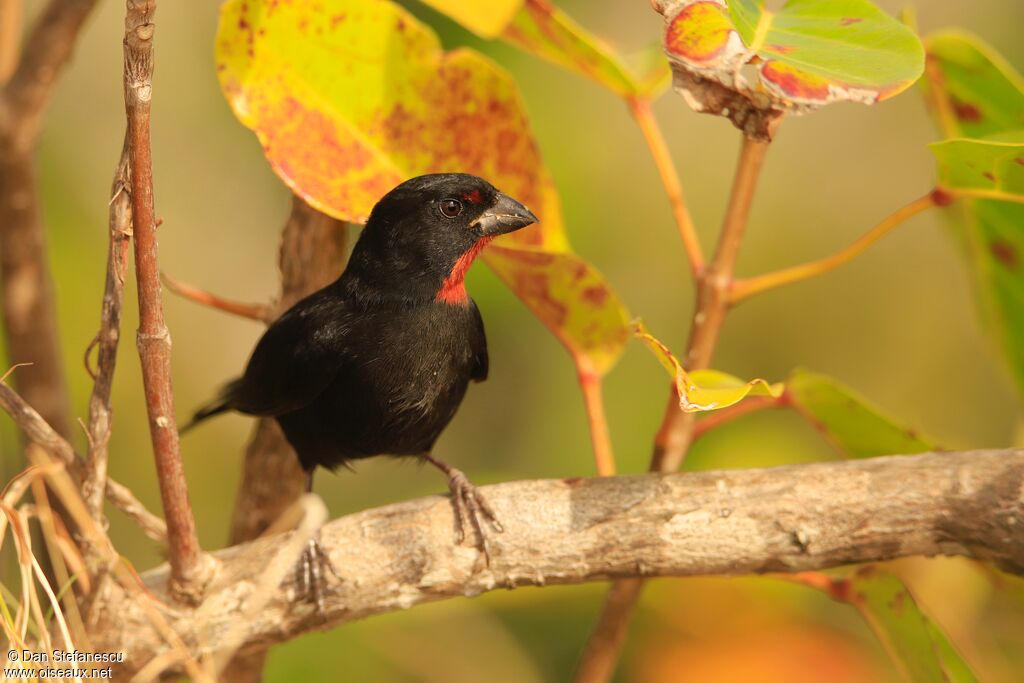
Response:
[634, 322, 782, 412]
[653, 0, 924, 138]
[500, 0, 669, 98]
[417, 0, 522, 38]
[810, 568, 978, 682]
[487, 247, 630, 376]
[785, 369, 933, 458]
[924, 32, 1024, 398]
[216, 0, 630, 375]
[930, 136, 1024, 202]
[924, 32, 1024, 138]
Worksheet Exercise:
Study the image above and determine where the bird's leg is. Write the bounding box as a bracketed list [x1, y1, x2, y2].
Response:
[296, 470, 339, 616]
[422, 453, 504, 564]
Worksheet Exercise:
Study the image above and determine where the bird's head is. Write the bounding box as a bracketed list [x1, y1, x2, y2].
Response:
[340, 173, 538, 306]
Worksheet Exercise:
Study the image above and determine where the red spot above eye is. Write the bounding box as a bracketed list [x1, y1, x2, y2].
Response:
[462, 190, 483, 204]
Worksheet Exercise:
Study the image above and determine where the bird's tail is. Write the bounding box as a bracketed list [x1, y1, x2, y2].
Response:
[179, 379, 243, 434]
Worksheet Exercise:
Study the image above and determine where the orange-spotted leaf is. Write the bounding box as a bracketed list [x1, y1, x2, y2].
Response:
[417, 0, 522, 38]
[216, 0, 630, 376]
[653, 0, 924, 137]
[924, 33, 1024, 398]
[633, 322, 782, 412]
[216, 0, 564, 250]
[486, 247, 629, 376]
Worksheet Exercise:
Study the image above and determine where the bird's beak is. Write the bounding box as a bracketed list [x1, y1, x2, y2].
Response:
[474, 193, 539, 236]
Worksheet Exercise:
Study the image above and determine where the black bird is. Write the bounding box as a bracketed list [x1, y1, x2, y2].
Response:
[185, 173, 537, 589]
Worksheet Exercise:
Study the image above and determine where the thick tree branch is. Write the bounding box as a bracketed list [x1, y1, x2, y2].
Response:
[86, 449, 1022, 678]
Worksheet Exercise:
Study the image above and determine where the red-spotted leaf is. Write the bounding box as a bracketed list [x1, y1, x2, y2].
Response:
[634, 322, 782, 411]
[802, 568, 978, 682]
[931, 136, 1024, 203]
[488, 247, 630, 376]
[785, 369, 933, 458]
[653, 0, 924, 138]
[216, 0, 630, 375]
[924, 32, 1024, 398]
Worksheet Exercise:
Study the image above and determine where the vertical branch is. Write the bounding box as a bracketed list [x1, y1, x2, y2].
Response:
[578, 369, 615, 476]
[82, 141, 132, 520]
[651, 135, 770, 472]
[0, 0, 21, 83]
[224, 195, 347, 683]
[0, 0, 102, 440]
[629, 97, 704, 279]
[575, 135, 772, 683]
[123, 0, 208, 601]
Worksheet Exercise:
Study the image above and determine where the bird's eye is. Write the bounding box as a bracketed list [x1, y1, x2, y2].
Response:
[438, 198, 463, 219]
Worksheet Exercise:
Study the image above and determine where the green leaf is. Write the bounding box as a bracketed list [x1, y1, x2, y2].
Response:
[930, 136, 1024, 203]
[925, 32, 1024, 138]
[635, 322, 783, 412]
[216, 0, 631, 376]
[811, 568, 978, 683]
[417, 0, 522, 38]
[655, 0, 924, 135]
[786, 369, 933, 458]
[924, 33, 1024, 398]
[501, 0, 669, 98]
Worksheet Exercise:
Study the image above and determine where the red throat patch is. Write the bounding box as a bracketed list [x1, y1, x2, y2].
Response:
[435, 236, 494, 305]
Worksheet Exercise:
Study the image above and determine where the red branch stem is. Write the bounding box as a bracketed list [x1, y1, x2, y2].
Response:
[123, 0, 207, 602]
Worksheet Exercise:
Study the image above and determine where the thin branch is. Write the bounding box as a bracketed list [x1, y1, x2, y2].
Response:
[578, 370, 615, 476]
[82, 141, 132, 521]
[629, 97, 703, 278]
[730, 192, 940, 304]
[122, 0, 208, 602]
[580, 135, 772, 683]
[162, 272, 273, 323]
[84, 449, 1024, 678]
[0, 380, 167, 543]
[692, 394, 782, 441]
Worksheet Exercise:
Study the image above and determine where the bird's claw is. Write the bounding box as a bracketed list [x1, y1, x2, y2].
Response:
[445, 466, 503, 565]
[296, 535, 339, 617]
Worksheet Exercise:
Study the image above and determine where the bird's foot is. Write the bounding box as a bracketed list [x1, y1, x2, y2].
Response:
[296, 534, 339, 617]
[443, 465, 504, 565]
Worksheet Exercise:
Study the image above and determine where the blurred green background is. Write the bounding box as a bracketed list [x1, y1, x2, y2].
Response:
[2, 0, 1024, 680]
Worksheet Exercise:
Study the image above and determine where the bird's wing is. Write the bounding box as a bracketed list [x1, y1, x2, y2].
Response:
[229, 294, 352, 416]
[469, 300, 489, 383]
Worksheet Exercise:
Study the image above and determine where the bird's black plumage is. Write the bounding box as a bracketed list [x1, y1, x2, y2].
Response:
[186, 174, 536, 565]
